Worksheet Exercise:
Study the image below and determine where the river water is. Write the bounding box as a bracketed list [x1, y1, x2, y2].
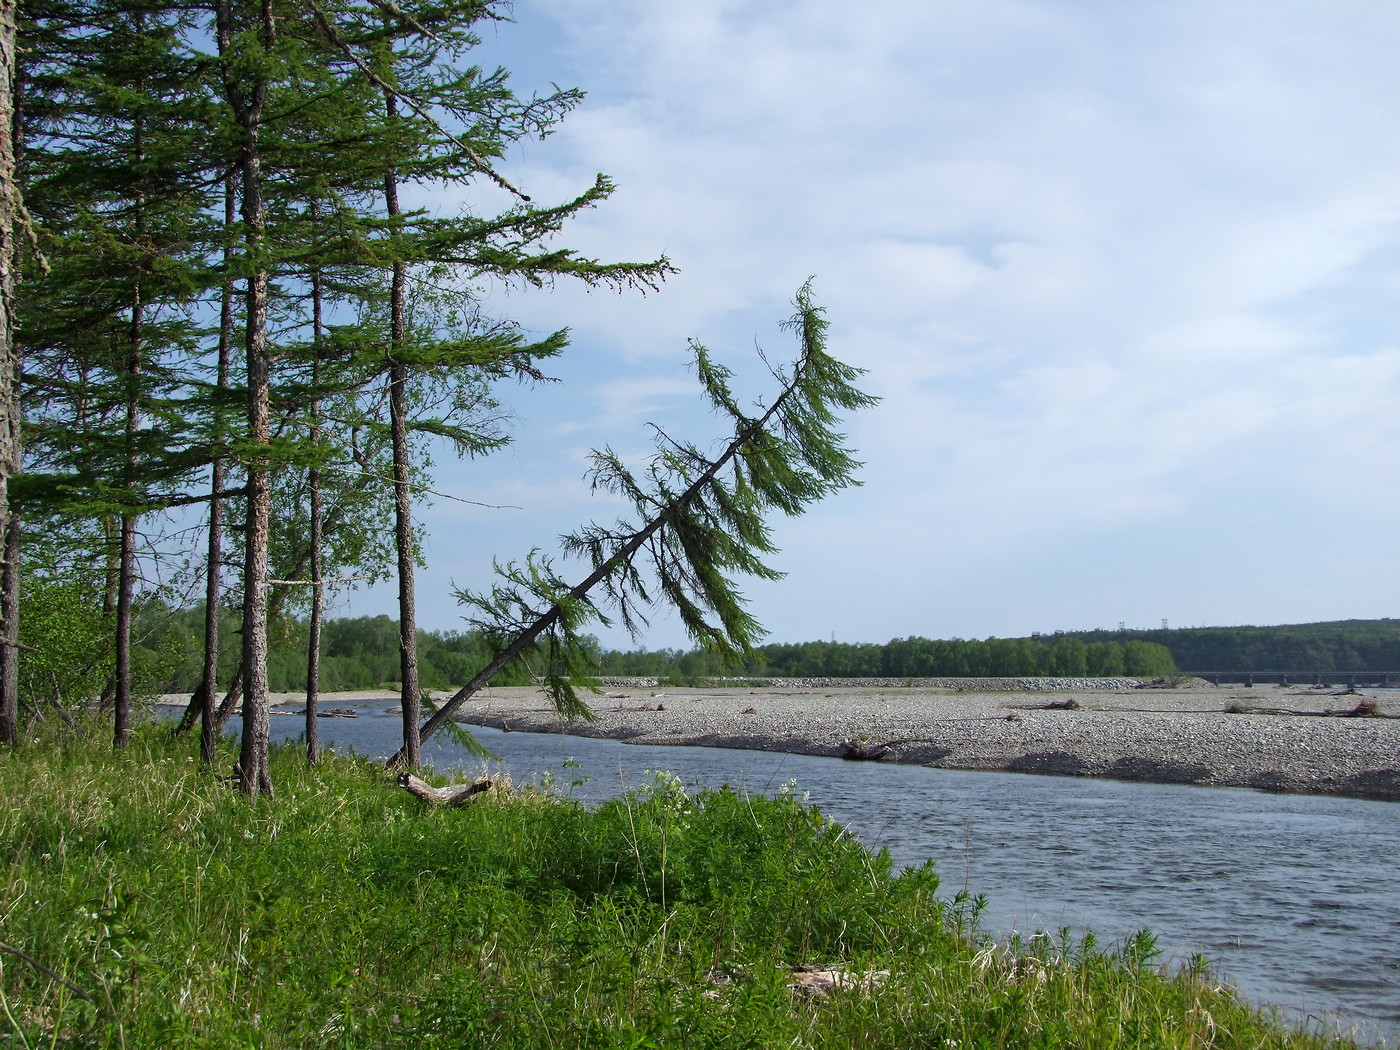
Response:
[227, 699, 1399, 1046]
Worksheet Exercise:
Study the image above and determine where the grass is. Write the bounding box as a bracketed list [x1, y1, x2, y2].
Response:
[0, 718, 1375, 1048]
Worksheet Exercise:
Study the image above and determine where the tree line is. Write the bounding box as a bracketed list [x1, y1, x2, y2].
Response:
[133, 610, 1400, 689]
[116, 607, 534, 694]
[0, 1, 878, 796]
[1050, 620, 1400, 672]
[108, 610, 1177, 694]
[596, 634, 1176, 680]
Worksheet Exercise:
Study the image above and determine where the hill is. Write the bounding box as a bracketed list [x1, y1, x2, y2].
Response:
[1051, 618, 1400, 672]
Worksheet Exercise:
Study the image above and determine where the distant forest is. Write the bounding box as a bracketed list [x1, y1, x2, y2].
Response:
[597, 635, 1176, 681]
[1050, 619, 1400, 671]
[114, 610, 1398, 697]
[119, 607, 1172, 693]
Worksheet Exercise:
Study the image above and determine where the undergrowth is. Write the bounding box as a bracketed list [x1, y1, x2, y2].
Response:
[0, 720, 1371, 1048]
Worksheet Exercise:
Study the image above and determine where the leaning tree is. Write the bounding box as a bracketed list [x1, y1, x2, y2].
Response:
[391, 284, 877, 765]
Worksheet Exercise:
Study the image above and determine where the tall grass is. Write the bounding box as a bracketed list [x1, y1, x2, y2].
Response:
[0, 719, 1372, 1048]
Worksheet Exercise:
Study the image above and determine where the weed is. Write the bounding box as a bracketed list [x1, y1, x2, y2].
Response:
[0, 723, 1368, 1049]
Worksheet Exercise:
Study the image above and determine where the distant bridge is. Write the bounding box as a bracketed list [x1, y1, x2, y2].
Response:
[1188, 671, 1399, 687]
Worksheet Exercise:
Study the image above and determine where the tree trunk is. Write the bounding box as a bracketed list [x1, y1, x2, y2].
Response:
[0, 514, 18, 743]
[96, 515, 118, 713]
[200, 471, 225, 767]
[219, 0, 274, 798]
[214, 670, 242, 732]
[113, 271, 142, 749]
[396, 773, 492, 807]
[200, 172, 237, 766]
[0, 0, 20, 745]
[238, 247, 272, 796]
[306, 438, 322, 764]
[113, 516, 136, 746]
[237, 175, 272, 797]
[305, 204, 324, 765]
[389, 359, 420, 766]
[384, 93, 421, 768]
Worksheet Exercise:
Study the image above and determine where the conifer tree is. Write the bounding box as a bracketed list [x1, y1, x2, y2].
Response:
[16, 0, 216, 746]
[6, 0, 677, 783]
[0, 0, 18, 746]
[292, 0, 672, 771]
[390, 285, 877, 765]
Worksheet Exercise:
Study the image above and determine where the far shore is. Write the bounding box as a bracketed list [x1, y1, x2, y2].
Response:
[163, 677, 1400, 801]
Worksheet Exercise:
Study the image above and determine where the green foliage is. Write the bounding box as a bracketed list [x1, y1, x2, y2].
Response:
[127, 610, 1189, 692]
[567, 284, 877, 661]
[13, 0, 675, 777]
[594, 634, 1176, 680]
[433, 285, 877, 735]
[1057, 619, 1400, 672]
[16, 573, 110, 717]
[129, 609, 538, 694]
[14, 550, 186, 724]
[593, 620, 1400, 682]
[0, 728, 1360, 1049]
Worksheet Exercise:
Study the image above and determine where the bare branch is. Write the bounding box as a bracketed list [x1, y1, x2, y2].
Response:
[0, 941, 93, 1002]
[303, 0, 532, 202]
[320, 463, 521, 510]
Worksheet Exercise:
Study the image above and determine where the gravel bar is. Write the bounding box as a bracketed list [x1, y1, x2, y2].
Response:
[439, 679, 1400, 801]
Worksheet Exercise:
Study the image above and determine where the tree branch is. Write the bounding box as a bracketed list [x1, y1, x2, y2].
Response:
[387, 285, 872, 766]
[302, 0, 532, 202]
[0, 941, 93, 1002]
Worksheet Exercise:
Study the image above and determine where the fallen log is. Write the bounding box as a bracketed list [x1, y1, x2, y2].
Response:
[397, 773, 493, 807]
[839, 739, 893, 761]
[787, 964, 890, 998]
[703, 963, 889, 1001]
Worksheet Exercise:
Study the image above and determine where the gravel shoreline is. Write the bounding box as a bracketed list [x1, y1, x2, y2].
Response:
[440, 679, 1400, 801]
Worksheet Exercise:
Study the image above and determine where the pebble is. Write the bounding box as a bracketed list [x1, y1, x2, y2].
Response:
[452, 680, 1400, 801]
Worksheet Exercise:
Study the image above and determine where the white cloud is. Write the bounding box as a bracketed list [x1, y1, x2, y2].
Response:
[364, 0, 1400, 647]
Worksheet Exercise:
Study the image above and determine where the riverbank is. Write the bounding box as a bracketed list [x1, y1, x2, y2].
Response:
[2, 725, 1379, 1048]
[436, 678, 1400, 801]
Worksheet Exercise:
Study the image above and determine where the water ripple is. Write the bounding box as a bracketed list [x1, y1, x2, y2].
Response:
[226, 701, 1400, 1046]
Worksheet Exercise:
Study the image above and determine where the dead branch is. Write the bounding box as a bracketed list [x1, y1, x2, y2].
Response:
[48, 671, 80, 729]
[396, 773, 492, 807]
[839, 739, 893, 761]
[0, 940, 93, 1001]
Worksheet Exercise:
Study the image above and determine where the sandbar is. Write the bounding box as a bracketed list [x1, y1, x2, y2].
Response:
[440, 678, 1400, 801]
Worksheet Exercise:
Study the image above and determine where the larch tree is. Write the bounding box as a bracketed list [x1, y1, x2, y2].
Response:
[174, 0, 672, 794]
[294, 0, 672, 770]
[18, 0, 216, 748]
[213, 0, 278, 796]
[0, 0, 18, 746]
[390, 284, 878, 765]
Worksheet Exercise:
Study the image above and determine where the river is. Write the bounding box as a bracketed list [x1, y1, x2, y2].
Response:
[226, 698, 1399, 1046]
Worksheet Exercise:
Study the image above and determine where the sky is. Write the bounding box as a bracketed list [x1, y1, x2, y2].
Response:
[351, 0, 1400, 651]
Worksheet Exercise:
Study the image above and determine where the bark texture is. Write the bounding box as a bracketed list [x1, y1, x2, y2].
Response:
[219, 0, 274, 798]
[396, 773, 492, 807]
[384, 96, 421, 768]
[0, 0, 19, 745]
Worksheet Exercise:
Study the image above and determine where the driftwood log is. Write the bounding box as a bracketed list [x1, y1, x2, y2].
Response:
[704, 964, 889, 1001]
[839, 739, 893, 761]
[787, 964, 890, 998]
[396, 773, 493, 807]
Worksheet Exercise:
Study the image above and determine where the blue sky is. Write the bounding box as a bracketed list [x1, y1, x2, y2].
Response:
[350, 0, 1400, 650]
